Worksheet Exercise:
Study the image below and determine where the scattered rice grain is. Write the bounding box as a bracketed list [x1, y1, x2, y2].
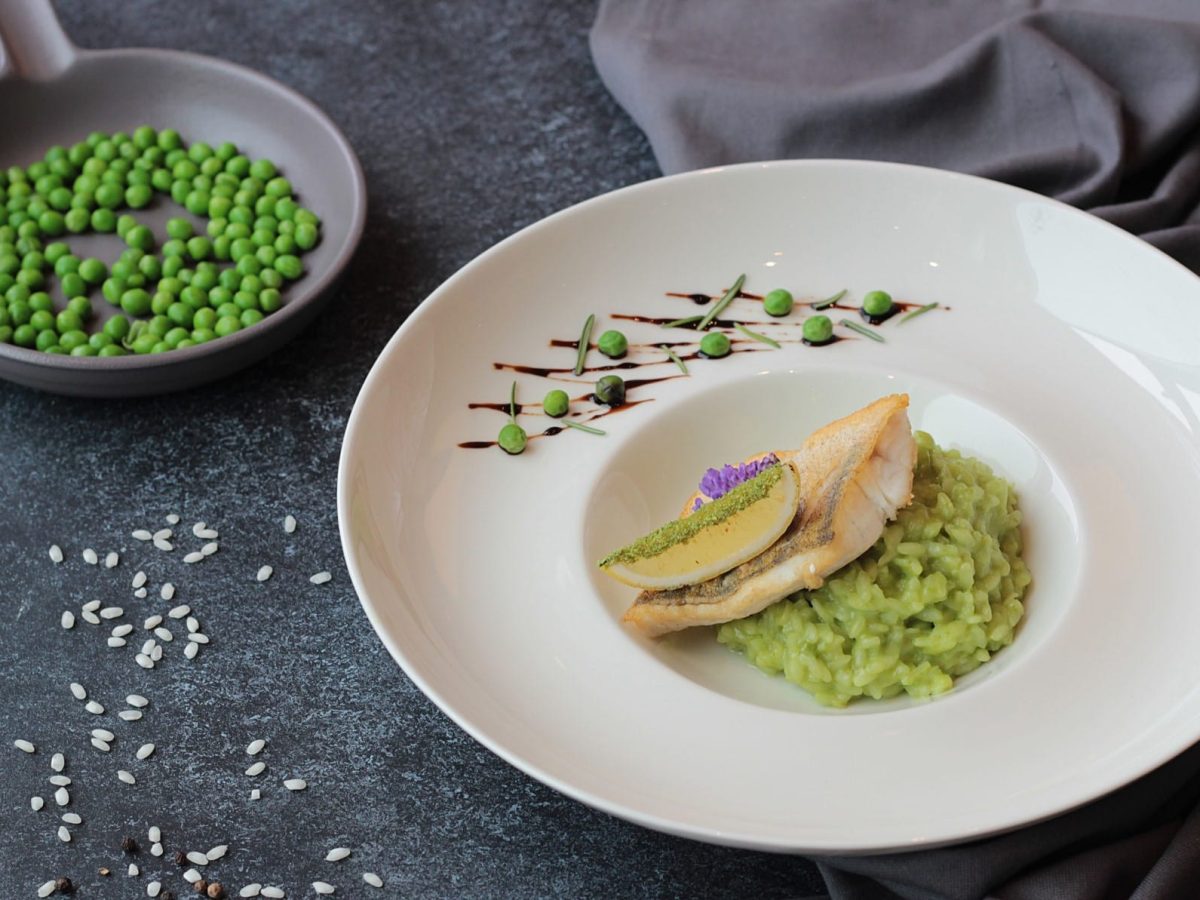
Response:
[129, 863, 140, 876]
[148, 825, 161, 842]
[313, 883, 335, 895]
[82, 600, 101, 613]
[325, 848, 350, 862]
[91, 738, 111, 752]
[81, 610, 101, 625]
[150, 841, 163, 857]
[160, 583, 175, 601]
[118, 769, 136, 784]
[61, 610, 75, 629]
[188, 633, 210, 644]
[249, 789, 261, 800]
[239, 886, 262, 898]
[166, 513, 179, 525]
[144, 615, 163, 630]
[58, 824, 71, 842]
[105, 551, 119, 568]
[207, 844, 228, 860]
[85, 700, 104, 714]
[247, 739, 265, 756]
[13, 739, 34, 753]
[82, 548, 98, 565]
[186, 617, 200, 633]
[113, 624, 134, 637]
[51, 752, 64, 772]
[150, 644, 163, 661]
[55, 787, 69, 806]
[256, 565, 273, 582]
[310, 571, 332, 585]
[183, 551, 204, 564]
[261, 888, 285, 899]
[137, 743, 155, 760]
[134, 587, 148, 599]
[31, 795, 44, 811]
[184, 642, 199, 660]
[153, 539, 173, 552]
[284, 515, 296, 534]
[61, 812, 81, 824]
[70, 683, 86, 700]
[107, 637, 127, 648]
[119, 710, 143, 722]
[147, 880, 162, 897]
[186, 850, 209, 866]
[132, 570, 147, 588]
[184, 869, 202, 883]
[132, 530, 152, 541]
[154, 627, 173, 642]
[201, 541, 219, 556]
[168, 605, 190, 619]
[245, 761, 266, 777]
[49, 544, 63, 563]
[154, 528, 172, 541]
[100, 606, 124, 619]
[91, 728, 114, 741]
[141, 639, 155, 655]
[39, 879, 57, 897]
[284, 778, 307, 791]
[135, 654, 154, 670]
[362, 873, 383, 888]
[49, 775, 71, 786]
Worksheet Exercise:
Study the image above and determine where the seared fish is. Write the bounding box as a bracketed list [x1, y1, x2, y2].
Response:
[623, 394, 917, 637]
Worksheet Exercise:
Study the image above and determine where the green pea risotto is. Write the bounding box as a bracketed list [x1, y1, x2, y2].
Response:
[717, 432, 1031, 707]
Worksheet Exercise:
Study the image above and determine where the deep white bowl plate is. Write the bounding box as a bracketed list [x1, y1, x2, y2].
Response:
[338, 161, 1200, 854]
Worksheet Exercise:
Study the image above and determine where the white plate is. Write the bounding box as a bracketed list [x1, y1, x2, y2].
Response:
[338, 161, 1200, 854]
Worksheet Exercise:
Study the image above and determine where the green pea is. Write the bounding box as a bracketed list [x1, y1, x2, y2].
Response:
[124, 183, 152, 209]
[55, 309, 83, 333]
[233, 290, 259, 311]
[192, 269, 217, 291]
[184, 190, 210, 216]
[802, 314, 834, 345]
[249, 159, 277, 181]
[101, 277, 124, 303]
[156, 129, 182, 151]
[166, 302, 194, 327]
[862, 290, 894, 317]
[103, 315, 130, 340]
[191, 327, 216, 343]
[597, 329, 628, 359]
[294, 208, 319, 228]
[699, 331, 731, 358]
[175, 338, 196, 349]
[126, 168, 151, 187]
[97, 344, 126, 357]
[225, 154, 251, 178]
[274, 254, 302, 280]
[146, 315, 171, 337]
[94, 181, 122, 209]
[193, 307, 217, 330]
[255, 245, 277, 267]
[150, 292, 173, 315]
[133, 125, 157, 150]
[35, 329, 59, 352]
[214, 315, 241, 337]
[498, 422, 527, 455]
[59, 329, 88, 351]
[272, 234, 296, 255]
[151, 168, 173, 192]
[54, 254, 79, 277]
[15, 269, 43, 290]
[33, 211, 62, 236]
[47, 187, 72, 211]
[259, 288, 282, 313]
[187, 141, 214, 163]
[259, 267, 283, 290]
[168, 180, 189, 205]
[594, 374, 626, 406]
[21, 251, 44, 271]
[29, 309, 53, 331]
[214, 302, 239, 319]
[8, 301, 31, 326]
[0, 307, 8, 328]
[215, 142, 237, 162]
[161, 255, 184, 278]
[235, 256, 261, 278]
[240, 308, 264, 328]
[294, 222, 318, 251]
[161, 238, 186, 258]
[180, 285, 208, 308]
[88, 332, 114, 349]
[78, 257, 107, 284]
[207, 286, 232, 309]
[6, 283, 30, 304]
[229, 238, 255, 262]
[148, 341, 169, 353]
[0, 325, 11, 344]
[66, 296, 92, 319]
[543, 389, 569, 418]
[164, 326, 190, 348]
[120, 288, 152, 316]
[128, 334, 154, 354]
[264, 176, 291, 198]
[12, 323, 36, 346]
[251, 228, 274, 248]
[67, 143, 90, 166]
[64, 208, 90, 233]
[138, 255, 162, 281]
[763, 289, 794, 317]
[27, 292, 51, 312]
[164, 148, 187, 168]
[111, 259, 135, 280]
[186, 236, 212, 260]
[70, 343, 97, 357]
[124, 225, 153, 251]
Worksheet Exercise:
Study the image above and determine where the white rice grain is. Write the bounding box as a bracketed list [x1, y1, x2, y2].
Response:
[249, 789, 261, 800]
[39, 879, 57, 897]
[150, 644, 163, 661]
[153, 539, 173, 552]
[51, 752, 64, 772]
[58, 824, 71, 842]
[132, 570, 147, 588]
[137, 742, 155, 760]
[247, 739, 266, 755]
[82, 600, 101, 612]
[256, 565, 273, 582]
[186, 616, 200, 633]
[113, 624, 134, 637]
[129, 863, 140, 876]
[118, 769, 136, 784]
[82, 548, 98, 565]
[207, 844, 228, 860]
[61, 812, 81, 824]
[160, 583, 175, 601]
[284, 777, 307, 791]
[61, 610, 75, 629]
[184, 642, 199, 660]
[134, 587, 148, 599]
[313, 883, 335, 895]
[168, 605, 190, 619]
[310, 571, 332, 584]
[183, 551, 204, 564]
[188, 633, 210, 644]
[148, 825, 161, 842]
[127, 694, 149, 708]
[100, 606, 124, 619]
[186, 850, 209, 866]
[141, 639, 155, 655]
[154, 528, 172, 541]
[105, 551, 119, 568]
[81, 610, 101, 625]
[144, 615, 163, 630]
[135, 654, 154, 670]
[261, 888, 286, 899]
[239, 886, 262, 898]
[90, 738, 111, 752]
[201, 541, 219, 556]
[245, 761, 266, 777]
[362, 873, 384, 889]
[147, 880, 162, 897]
[70, 682, 86, 700]
[184, 868, 202, 883]
[166, 513, 179, 525]
[119, 710, 143, 722]
[13, 739, 34, 753]
[85, 700, 104, 714]
[31, 795, 44, 811]
[150, 841, 163, 857]
[154, 627, 173, 642]
[132, 530, 152, 541]
[49, 544, 63, 563]
[91, 728, 114, 741]
[49, 775, 71, 786]
[107, 637, 127, 648]
[54, 787, 69, 806]
[192, 521, 207, 537]
[325, 848, 350, 862]
[284, 514, 296, 534]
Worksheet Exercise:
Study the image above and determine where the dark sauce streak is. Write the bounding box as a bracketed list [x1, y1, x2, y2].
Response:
[612, 313, 787, 330]
[666, 290, 765, 305]
[467, 401, 525, 414]
[458, 397, 658, 449]
[860, 306, 900, 326]
[802, 335, 844, 347]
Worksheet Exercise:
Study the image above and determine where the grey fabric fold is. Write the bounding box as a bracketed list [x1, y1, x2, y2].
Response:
[590, 2, 1200, 898]
[590, 0, 1200, 271]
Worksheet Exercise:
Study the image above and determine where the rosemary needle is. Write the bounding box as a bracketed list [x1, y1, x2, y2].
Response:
[508, 381, 517, 421]
[900, 302, 939, 323]
[696, 274, 746, 330]
[661, 315, 703, 329]
[661, 345, 689, 374]
[574, 313, 595, 376]
[812, 289, 847, 311]
[563, 420, 606, 436]
[839, 318, 885, 342]
[734, 323, 781, 348]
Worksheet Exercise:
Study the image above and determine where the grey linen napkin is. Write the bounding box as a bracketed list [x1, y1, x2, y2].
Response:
[590, 3, 1200, 898]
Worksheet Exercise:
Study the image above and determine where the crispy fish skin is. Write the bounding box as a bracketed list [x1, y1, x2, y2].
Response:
[623, 394, 916, 637]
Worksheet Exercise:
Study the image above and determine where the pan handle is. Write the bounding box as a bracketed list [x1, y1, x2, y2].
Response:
[0, 0, 76, 81]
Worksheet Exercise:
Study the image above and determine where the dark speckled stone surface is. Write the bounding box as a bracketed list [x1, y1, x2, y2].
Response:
[0, 2, 826, 897]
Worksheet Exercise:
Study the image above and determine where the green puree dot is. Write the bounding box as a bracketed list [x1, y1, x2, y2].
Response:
[699, 331, 731, 358]
[862, 290, 894, 317]
[763, 289, 793, 317]
[543, 389, 569, 418]
[803, 314, 834, 345]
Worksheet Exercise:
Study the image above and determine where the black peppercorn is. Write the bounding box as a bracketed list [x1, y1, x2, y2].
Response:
[55, 876, 74, 893]
[122, 835, 139, 853]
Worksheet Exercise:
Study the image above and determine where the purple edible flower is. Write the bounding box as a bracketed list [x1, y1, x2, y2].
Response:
[692, 453, 781, 511]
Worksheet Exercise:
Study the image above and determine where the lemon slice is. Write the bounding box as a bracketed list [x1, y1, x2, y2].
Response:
[598, 462, 800, 590]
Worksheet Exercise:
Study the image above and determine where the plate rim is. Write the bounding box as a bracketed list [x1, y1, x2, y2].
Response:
[337, 158, 1200, 854]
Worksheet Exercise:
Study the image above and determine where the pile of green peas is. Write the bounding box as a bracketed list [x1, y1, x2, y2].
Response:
[0, 126, 320, 356]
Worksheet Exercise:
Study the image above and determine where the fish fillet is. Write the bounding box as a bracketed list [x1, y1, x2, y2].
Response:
[623, 394, 917, 637]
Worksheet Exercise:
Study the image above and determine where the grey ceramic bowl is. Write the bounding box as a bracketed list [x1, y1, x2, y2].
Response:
[0, 1, 366, 396]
